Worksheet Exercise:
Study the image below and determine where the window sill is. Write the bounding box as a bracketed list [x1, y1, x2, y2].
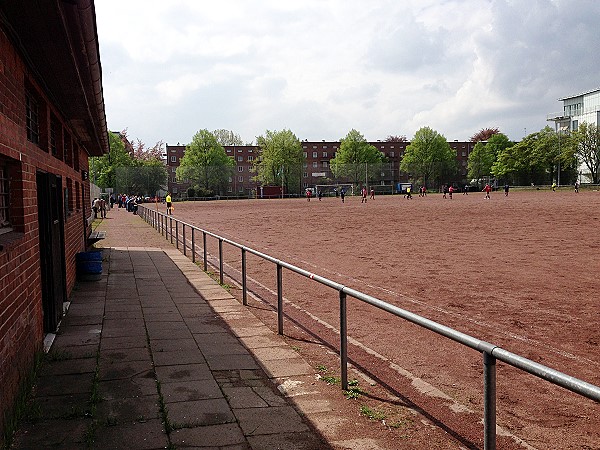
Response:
[0, 230, 25, 252]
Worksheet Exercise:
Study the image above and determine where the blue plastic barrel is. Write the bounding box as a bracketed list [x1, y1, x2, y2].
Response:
[76, 251, 103, 281]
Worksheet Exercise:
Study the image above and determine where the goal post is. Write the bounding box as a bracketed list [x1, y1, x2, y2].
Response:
[315, 184, 354, 196]
[371, 184, 394, 195]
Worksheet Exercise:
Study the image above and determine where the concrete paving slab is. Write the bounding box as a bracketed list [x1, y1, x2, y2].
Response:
[204, 354, 260, 371]
[246, 431, 330, 450]
[170, 423, 247, 448]
[39, 357, 97, 376]
[149, 338, 198, 353]
[258, 358, 315, 378]
[100, 373, 157, 400]
[250, 385, 289, 407]
[104, 302, 142, 312]
[101, 335, 148, 350]
[143, 312, 183, 322]
[92, 419, 168, 450]
[27, 393, 91, 420]
[185, 321, 229, 335]
[251, 346, 301, 361]
[12, 418, 91, 448]
[239, 334, 287, 349]
[35, 373, 93, 397]
[95, 396, 161, 424]
[222, 386, 269, 408]
[100, 347, 151, 364]
[166, 398, 235, 427]
[233, 405, 309, 435]
[160, 378, 222, 402]
[152, 349, 206, 367]
[48, 343, 98, 359]
[154, 361, 213, 381]
[146, 327, 193, 340]
[102, 312, 143, 323]
[99, 360, 154, 380]
[230, 325, 274, 337]
[192, 341, 247, 356]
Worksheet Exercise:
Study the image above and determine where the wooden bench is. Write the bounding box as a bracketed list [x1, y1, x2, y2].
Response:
[87, 230, 106, 245]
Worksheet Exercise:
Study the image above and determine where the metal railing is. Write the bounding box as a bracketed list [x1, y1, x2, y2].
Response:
[139, 205, 600, 450]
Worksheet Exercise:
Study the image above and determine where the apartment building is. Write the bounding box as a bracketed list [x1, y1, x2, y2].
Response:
[548, 88, 600, 182]
[166, 140, 475, 196]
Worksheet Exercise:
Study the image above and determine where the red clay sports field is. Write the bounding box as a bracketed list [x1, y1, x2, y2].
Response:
[156, 189, 599, 449]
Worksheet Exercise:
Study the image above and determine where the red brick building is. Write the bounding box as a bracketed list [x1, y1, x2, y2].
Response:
[166, 144, 259, 197]
[0, 0, 108, 436]
[166, 140, 475, 197]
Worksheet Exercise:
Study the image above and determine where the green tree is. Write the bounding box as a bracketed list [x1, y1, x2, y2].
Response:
[400, 127, 456, 188]
[329, 129, 385, 186]
[177, 129, 234, 196]
[131, 159, 168, 196]
[570, 122, 600, 183]
[492, 127, 558, 185]
[467, 141, 494, 184]
[467, 133, 512, 185]
[91, 131, 135, 189]
[254, 129, 303, 195]
[212, 129, 245, 146]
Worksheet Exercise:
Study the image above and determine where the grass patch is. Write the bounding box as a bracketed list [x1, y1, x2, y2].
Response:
[45, 349, 73, 362]
[360, 405, 386, 421]
[321, 375, 341, 385]
[1, 351, 45, 449]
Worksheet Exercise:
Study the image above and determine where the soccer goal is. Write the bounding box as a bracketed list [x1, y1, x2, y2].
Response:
[315, 184, 354, 197]
[371, 184, 394, 195]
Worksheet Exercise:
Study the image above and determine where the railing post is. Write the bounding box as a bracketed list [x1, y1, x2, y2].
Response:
[182, 224, 186, 256]
[483, 351, 497, 450]
[219, 239, 223, 285]
[242, 248, 247, 305]
[175, 221, 179, 249]
[203, 232, 207, 271]
[277, 263, 283, 335]
[191, 228, 196, 263]
[340, 291, 348, 391]
[169, 217, 173, 244]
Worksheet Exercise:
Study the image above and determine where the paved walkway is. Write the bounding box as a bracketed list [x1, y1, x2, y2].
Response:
[12, 206, 333, 449]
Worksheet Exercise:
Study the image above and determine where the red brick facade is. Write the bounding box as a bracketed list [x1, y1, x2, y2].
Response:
[166, 140, 476, 197]
[0, 1, 108, 438]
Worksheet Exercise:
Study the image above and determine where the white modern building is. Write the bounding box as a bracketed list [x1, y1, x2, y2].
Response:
[548, 88, 600, 182]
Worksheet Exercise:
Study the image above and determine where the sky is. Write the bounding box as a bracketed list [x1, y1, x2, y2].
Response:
[95, 0, 600, 147]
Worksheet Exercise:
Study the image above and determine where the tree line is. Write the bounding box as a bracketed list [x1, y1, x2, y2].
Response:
[92, 123, 600, 197]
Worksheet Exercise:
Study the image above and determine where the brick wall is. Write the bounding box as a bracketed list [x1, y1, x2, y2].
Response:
[0, 26, 92, 434]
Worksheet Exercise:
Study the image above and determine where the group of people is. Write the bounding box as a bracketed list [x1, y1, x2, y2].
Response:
[91, 197, 107, 219]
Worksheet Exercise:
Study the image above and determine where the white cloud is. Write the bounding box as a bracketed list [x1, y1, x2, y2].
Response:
[95, 0, 600, 145]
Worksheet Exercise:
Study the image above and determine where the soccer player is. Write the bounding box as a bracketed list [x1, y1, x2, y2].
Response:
[483, 184, 491, 199]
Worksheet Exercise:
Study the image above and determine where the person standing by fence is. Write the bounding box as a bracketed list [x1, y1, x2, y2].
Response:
[166, 193, 172, 215]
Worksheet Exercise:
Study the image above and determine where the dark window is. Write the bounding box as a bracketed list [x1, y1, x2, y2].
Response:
[50, 116, 57, 155]
[64, 132, 72, 166]
[26, 92, 39, 144]
[0, 164, 10, 233]
[73, 143, 80, 171]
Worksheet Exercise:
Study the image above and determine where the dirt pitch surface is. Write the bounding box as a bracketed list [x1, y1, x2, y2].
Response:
[167, 189, 599, 449]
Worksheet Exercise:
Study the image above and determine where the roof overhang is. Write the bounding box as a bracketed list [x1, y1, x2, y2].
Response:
[559, 88, 600, 102]
[0, 0, 109, 156]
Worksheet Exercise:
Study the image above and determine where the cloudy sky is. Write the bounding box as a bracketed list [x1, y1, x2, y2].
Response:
[95, 0, 599, 147]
